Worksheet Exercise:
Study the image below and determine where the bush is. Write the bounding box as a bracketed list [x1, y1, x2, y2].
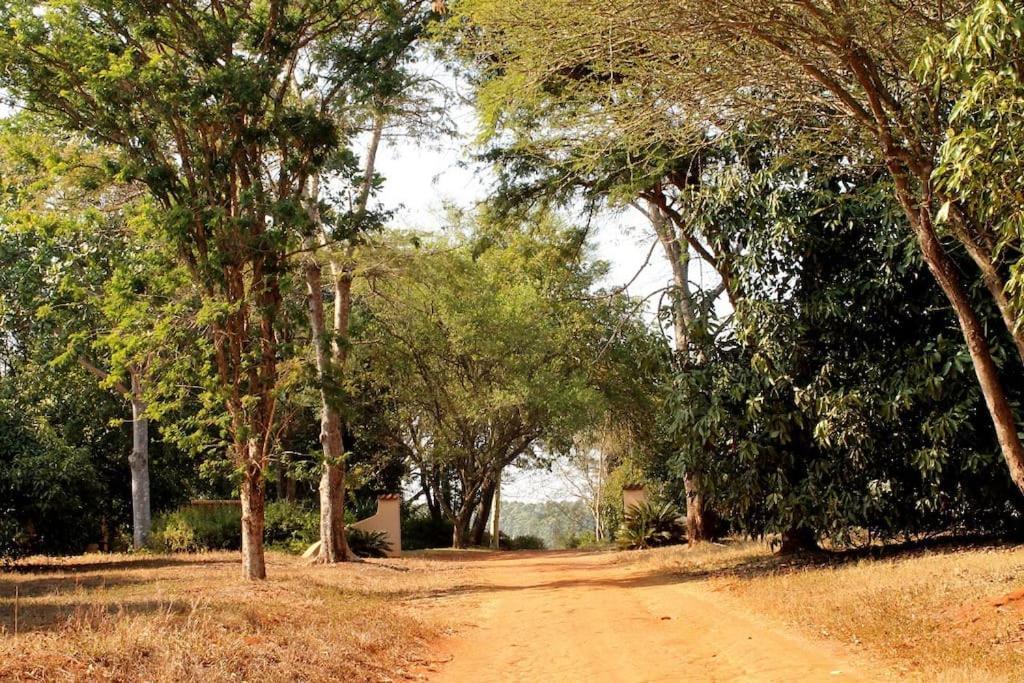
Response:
[564, 531, 607, 550]
[508, 534, 546, 550]
[149, 503, 241, 553]
[617, 501, 686, 550]
[402, 513, 454, 550]
[346, 527, 391, 558]
[265, 501, 318, 553]
[0, 511, 27, 563]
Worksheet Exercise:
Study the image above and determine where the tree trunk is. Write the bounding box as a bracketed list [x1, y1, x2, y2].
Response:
[470, 480, 496, 546]
[129, 389, 151, 550]
[240, 451, 267, 580]
[683, 473, 713, 543]
[648, 201, 715, 542]
[318, 461, 349, 562]
[778, 526, 819, 555]
[303, 241, 352, 563]
[898, 180, 1024, 495]
[452, 511, 472, 549]
[79, 359, 153, 550]
[490, 478, 501, 550]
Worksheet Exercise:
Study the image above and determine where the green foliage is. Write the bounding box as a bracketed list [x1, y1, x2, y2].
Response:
[663, 142, 1022, 545]
[402, 513, 455, 551]
[346, 527, 392, 558]
[0, 512, 26, 562]
[264, 501, 319, 553]
[564, 531, 608, 550]
[507, 534, 546, 550]
[617, 502, 686, 551]
[149, 504, 241, 553]
[363, 209, 662, 546]
[918, 0, 1024, 313]
[150, 501, 325, 554]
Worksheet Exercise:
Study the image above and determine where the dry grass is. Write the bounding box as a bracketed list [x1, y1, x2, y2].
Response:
[629, 539, 1024, 681]
[0, 551, 469, 682]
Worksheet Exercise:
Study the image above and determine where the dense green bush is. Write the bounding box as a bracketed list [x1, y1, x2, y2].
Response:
[149, 503, 240, 552]
[265, 501, 318, 553]
[402, 513, 454, 550]
[564, 531, 610, 550]
[508, 534, 546, 550]
[617, 502, 686, 550]
[150, 501, 325, 553]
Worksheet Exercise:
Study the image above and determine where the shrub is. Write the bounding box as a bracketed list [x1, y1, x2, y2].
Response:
[617, 501, 686, 550]
[149, 503, 240, 553]
[346, 527, 391, 558]
[402, 514, 454, 550]
[0, 511, 27, 564]
[564, 531, 603, 550]
[265, 501, 318, 553]
[508, 534, 546, 550]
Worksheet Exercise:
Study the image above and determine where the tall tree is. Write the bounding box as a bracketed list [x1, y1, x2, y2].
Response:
[448, 0, 1024, 504]
[293, 0, 437, 563]
[0, 0, 418, 578]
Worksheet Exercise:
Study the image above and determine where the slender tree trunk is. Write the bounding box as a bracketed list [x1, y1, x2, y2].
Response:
[490, 478, 501, 550]
[896, 178, 1024, 495]
[79, 359, 152, 550]
[649, 201, 714, 542]
[240, 449, 267, 580]
[129, 380, 151, 550]
[303, 235, 352, 562]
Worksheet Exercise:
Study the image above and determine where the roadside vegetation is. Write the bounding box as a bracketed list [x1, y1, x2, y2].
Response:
[3, 0, 1024, 679]
[630, 540, 1024, 680]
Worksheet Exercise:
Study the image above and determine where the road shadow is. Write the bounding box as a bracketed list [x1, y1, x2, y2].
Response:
[409, 534, 1024, 600]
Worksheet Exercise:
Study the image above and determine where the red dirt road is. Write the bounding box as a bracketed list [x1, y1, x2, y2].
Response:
[427, 551, 879, 682]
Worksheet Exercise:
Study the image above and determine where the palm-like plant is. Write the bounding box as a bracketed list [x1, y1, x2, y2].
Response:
[617, 502, 686, 550]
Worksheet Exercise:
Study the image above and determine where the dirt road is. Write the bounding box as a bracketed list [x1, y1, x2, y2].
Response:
[427, 551, 877, 682]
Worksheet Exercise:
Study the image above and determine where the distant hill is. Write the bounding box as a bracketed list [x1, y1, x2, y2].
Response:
[499, 500, 595, 548]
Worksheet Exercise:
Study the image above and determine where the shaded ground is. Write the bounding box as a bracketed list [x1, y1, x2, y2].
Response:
[426, 550, 875, 682]
[0, 551, 467, 682]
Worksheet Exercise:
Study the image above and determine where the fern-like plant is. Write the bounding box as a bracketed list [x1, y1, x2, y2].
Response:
[346, 527, 392, 558]
[617, 501, 686, 550]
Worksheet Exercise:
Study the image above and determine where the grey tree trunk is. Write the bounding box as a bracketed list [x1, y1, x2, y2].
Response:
[80, 358, 152, 550]
[303, 228, 352, 563]
[240, 448, 267, 580]
[304, 114, 386, 561]
[490, 478, 501, 550]
[129, 373, 151, 550]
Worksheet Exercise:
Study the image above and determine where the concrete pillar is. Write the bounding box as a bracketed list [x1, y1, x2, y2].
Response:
[350, 494, 402, 557]
[622, 485, 648, 512]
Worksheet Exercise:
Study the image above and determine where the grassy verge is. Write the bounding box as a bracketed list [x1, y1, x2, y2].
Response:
[0, 551, 467, 682]
[631, 539, 1024, 681]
